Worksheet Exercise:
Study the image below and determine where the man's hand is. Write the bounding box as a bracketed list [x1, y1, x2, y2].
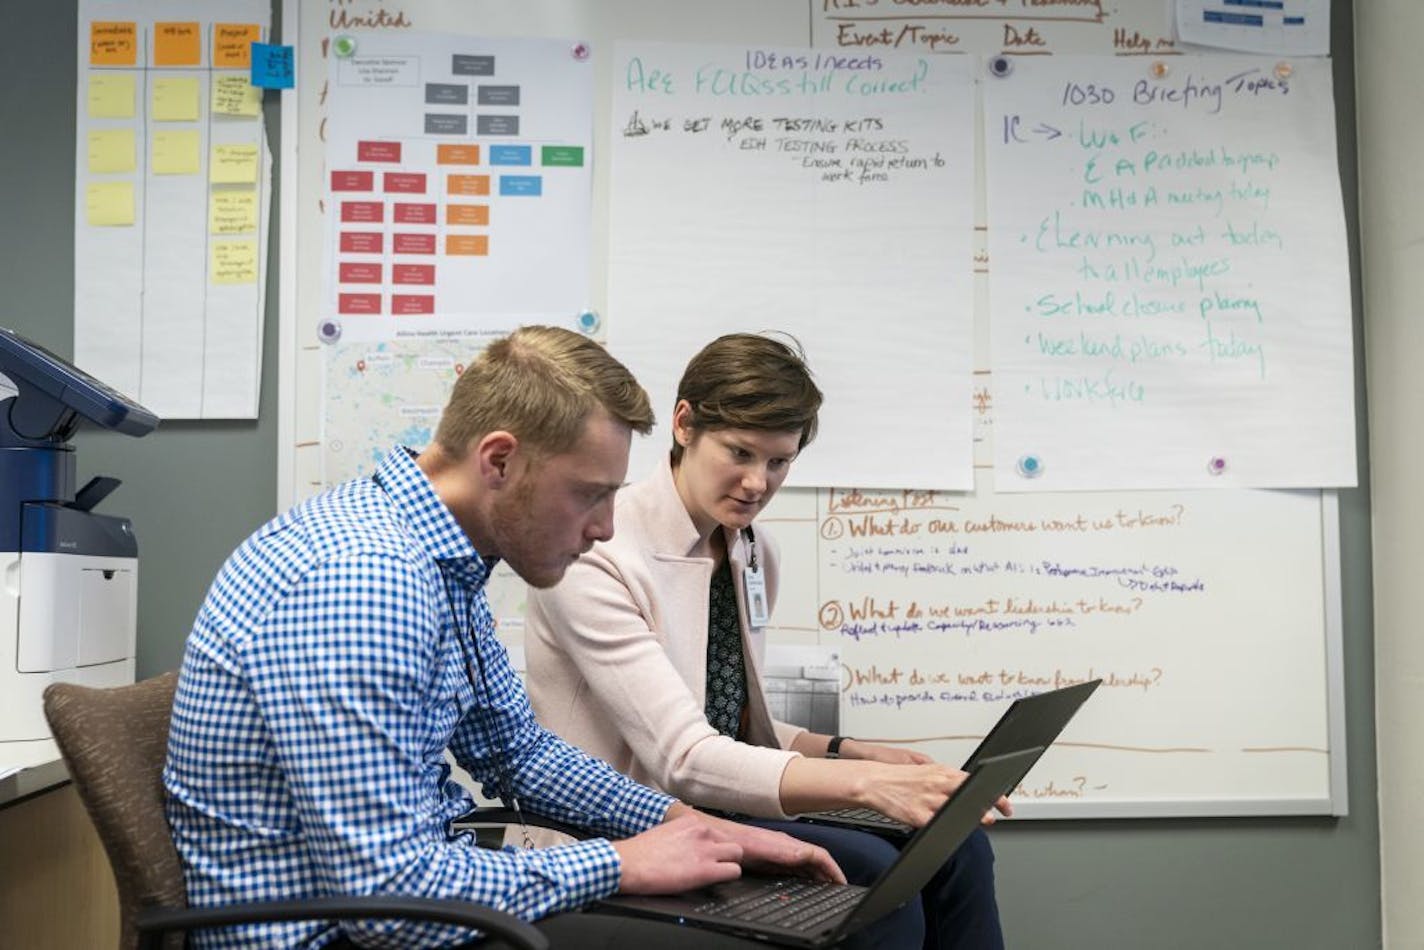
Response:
[611, 813, 745, 895]
[694, 812, 845, 884]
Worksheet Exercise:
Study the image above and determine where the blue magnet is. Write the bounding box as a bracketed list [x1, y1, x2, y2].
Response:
[316, 318, 342, 344]
[576, 310, 600, 335]
[988, 55, 1013, 78]
[1016, 454, 1043, 478]
[1207, 456, 1227, 476]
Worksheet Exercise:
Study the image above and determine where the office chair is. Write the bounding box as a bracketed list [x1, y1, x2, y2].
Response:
[42, 673, 548, 950]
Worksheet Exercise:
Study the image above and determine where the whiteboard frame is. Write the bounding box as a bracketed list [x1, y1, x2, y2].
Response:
[273, 4, 1351, 820]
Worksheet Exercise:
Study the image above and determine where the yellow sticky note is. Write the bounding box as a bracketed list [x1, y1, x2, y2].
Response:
[152, 130, 201, 175]
[209, 190, 258, 234]
[211, 240, 258, 284]
[88, 74, 135, 118]
[152, 77, 200, 122]
[90, 21, 136, 66]
[212, 75, 261, 117]
[88, 129, 136, 174]
[210, 144, 259, 184]
[86, 181, 134, 226]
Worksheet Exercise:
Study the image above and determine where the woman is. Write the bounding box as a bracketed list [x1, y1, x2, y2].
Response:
[526, 333, 1005, 949]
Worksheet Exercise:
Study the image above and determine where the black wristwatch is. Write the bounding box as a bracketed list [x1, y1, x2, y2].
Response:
[825, 735, 850, 759]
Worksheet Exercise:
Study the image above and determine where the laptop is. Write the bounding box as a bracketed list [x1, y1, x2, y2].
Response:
[595, 747, 1041, 947]
[798, 678, 1103, 837]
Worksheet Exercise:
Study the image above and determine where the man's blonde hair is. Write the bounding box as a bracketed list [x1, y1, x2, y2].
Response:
[435, 325, 654, 458]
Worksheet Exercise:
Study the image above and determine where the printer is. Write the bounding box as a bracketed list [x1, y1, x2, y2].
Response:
[0, 326, 158, 746]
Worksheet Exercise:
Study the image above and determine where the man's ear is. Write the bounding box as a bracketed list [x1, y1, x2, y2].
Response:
[473, 430, 519, 487]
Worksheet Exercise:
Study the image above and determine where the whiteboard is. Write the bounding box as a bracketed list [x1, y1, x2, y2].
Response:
[278, 0, 1348, 816]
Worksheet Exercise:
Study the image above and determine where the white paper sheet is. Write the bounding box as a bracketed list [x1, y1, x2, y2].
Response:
[985, 56, 1354, 492]
[320, 31, 593, 344]
[609, 42, 977, 490]
[74, 0, 269, 419]
[1176, 0, 1331, 56]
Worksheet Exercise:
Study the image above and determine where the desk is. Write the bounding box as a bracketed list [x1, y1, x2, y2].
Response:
[0, 751, 120, 946]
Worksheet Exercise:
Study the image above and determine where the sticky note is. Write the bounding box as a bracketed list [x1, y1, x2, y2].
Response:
[212, 75, 261, 117]
[152, 77, 201, 121]
[85, 181, 134, 226]
[250, 43, 294, 89]
[90, 21, 136, 66]
[87, 129, 136, 174]
[88, 74, 135, 118]
[154, 22, 201, 66]
[152, 130, 201, 175]
[214, 24, 261, 68]
[211, 240, 259, 284]
[210, 144, 260, 184]
[209, 191, 258, 234]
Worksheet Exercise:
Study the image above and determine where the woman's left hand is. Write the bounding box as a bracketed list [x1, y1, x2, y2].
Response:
[838, 739, 933, 765]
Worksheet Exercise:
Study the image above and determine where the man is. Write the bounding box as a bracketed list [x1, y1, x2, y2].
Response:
[163, 326, 839, 949]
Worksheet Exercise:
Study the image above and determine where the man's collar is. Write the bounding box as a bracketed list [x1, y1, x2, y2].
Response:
[374, 447, 495, 583]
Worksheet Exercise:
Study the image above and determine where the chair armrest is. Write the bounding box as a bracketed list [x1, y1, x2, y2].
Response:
[135, 895, 548, 950]
[454, 806, 594, 842]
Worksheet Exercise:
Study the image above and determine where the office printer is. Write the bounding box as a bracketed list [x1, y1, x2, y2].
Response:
[0, 326, 158, 746]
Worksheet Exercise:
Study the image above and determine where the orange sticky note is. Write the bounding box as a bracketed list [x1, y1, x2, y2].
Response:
[437, 144, 480, 165]
[90, 21, 137, 66]
[447, 174, 489, 196]
[213, 24, 261, 68]
[446, 204, 489, 226]
[446, 235, 489, 256]
[154, 22, 201, 66]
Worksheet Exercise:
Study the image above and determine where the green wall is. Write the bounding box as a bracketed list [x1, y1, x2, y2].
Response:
[0, 2, 1379, 946]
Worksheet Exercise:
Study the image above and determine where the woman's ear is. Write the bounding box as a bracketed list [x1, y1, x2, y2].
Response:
[671, 399, 695, 447]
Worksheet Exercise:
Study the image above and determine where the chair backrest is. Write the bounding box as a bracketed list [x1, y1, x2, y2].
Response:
[44, 672, 186, 950]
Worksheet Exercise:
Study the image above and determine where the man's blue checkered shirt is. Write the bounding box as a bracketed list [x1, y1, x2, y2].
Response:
[163, 447, 675, 948]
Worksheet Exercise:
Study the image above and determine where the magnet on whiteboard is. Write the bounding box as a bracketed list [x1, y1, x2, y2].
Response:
[317, 318, 342, 344]
[1149, 60, 1170, 79]
[576, 309, 600, 335]
[1016, 454, 1044, 478]
[1207, 456, 1228, 476]
[332, 35, 357, 58]
[987, 55, 1013, 78]
[571, 41, 591, 62]
[1274, 61, 1293, 80]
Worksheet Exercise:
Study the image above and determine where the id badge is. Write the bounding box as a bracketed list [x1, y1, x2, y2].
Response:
[743, 564, 770, 627]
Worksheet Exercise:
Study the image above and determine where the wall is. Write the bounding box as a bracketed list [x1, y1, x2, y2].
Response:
[0, 2, 280, 677]
[0, 1, 1382, 946]
[1355, 1, 1424, 946]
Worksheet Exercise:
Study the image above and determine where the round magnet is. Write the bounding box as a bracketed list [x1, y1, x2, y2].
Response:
[1207, 456, 1227, 476]
[332, 35, 357, 58]
[1016, 454, 1044, 478]
[1149, 60, 1170, 79]
[571, 41, 591, 62]
[576, 309, 601, 334]
[1274, 61, 1293, 80]
[987, 55, 1013, 78]
[316, 318, 342, 344]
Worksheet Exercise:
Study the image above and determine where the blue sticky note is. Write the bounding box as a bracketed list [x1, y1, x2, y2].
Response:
[251, 43, 294, 89]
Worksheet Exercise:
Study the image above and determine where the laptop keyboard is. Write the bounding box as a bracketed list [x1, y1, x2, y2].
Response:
[815, 806, 913, 832]
[693, 879, 864, 932]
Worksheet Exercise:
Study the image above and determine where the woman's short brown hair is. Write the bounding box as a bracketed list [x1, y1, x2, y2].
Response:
[435, 325, 654, 459]
[671, 333, 822, 464]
